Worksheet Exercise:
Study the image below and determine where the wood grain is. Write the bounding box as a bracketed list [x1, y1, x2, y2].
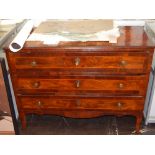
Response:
[4, 26, 155, 133]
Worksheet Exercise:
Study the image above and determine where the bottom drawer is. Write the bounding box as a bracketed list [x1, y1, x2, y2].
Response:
[19, 96, 144, 111]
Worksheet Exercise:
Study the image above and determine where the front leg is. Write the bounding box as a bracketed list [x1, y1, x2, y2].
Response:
[19, 111, 27, 129]
[135, 114, 143, 134]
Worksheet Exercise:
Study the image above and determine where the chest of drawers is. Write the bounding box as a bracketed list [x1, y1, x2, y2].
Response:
[4, 26, 155, 133]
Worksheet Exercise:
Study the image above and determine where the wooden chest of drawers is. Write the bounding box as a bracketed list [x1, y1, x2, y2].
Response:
[4, 26, 155, 133]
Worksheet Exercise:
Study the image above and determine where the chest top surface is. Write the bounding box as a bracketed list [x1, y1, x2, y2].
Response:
[21, 26, 155, 50]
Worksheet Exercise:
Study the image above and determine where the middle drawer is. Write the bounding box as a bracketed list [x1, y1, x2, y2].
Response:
[16, 76, 146, 96]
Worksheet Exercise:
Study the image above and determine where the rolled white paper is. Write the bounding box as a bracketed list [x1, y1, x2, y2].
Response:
[9, 20, 34, 52]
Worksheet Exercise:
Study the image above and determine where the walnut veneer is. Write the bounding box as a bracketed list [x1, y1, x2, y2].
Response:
[4, 26, 155, 133]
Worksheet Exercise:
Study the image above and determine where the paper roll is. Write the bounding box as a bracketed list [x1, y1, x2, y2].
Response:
[9, 20, 34, 52]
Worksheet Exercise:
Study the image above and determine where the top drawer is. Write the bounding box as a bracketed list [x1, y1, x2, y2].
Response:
[14, 54, 149, 74]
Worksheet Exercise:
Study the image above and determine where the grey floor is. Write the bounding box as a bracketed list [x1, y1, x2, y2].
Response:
[19, 115, 155, 135]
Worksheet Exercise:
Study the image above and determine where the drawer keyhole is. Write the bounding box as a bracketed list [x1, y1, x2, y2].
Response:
[75, 80, 80, 88]
[75, 57, 80, 66]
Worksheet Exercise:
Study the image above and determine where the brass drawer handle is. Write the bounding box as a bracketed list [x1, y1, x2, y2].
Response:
[117, 102, 122, 108]
[75, 80, 80, 88]
[118, 83, 124, 89]
[36, 101, 43, 106]
[31, 60, 37, 67]
[32, 82, 40, 88]
[75, 57, 80, 66]
[119, 60, 127, 66]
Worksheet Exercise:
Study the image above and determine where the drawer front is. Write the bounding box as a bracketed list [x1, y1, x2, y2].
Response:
[19, 97, 144, 111]
[14, 54, 148, 74]
[16, 76, 146, 95]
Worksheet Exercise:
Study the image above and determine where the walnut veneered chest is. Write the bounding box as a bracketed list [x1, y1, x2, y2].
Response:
[4, 26, 155, 133]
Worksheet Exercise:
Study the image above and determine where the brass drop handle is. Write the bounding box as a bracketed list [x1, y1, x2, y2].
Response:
[32, 81, 40, 88]
[75, 80, 80, 88]
[118, 83, 124, 89]
[117, 102, 122, 108]
[37, 101, 42, 106]
[75, 57, 80, 66]
[120, 60, 127, 66]
[31, 60, 37, 67]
